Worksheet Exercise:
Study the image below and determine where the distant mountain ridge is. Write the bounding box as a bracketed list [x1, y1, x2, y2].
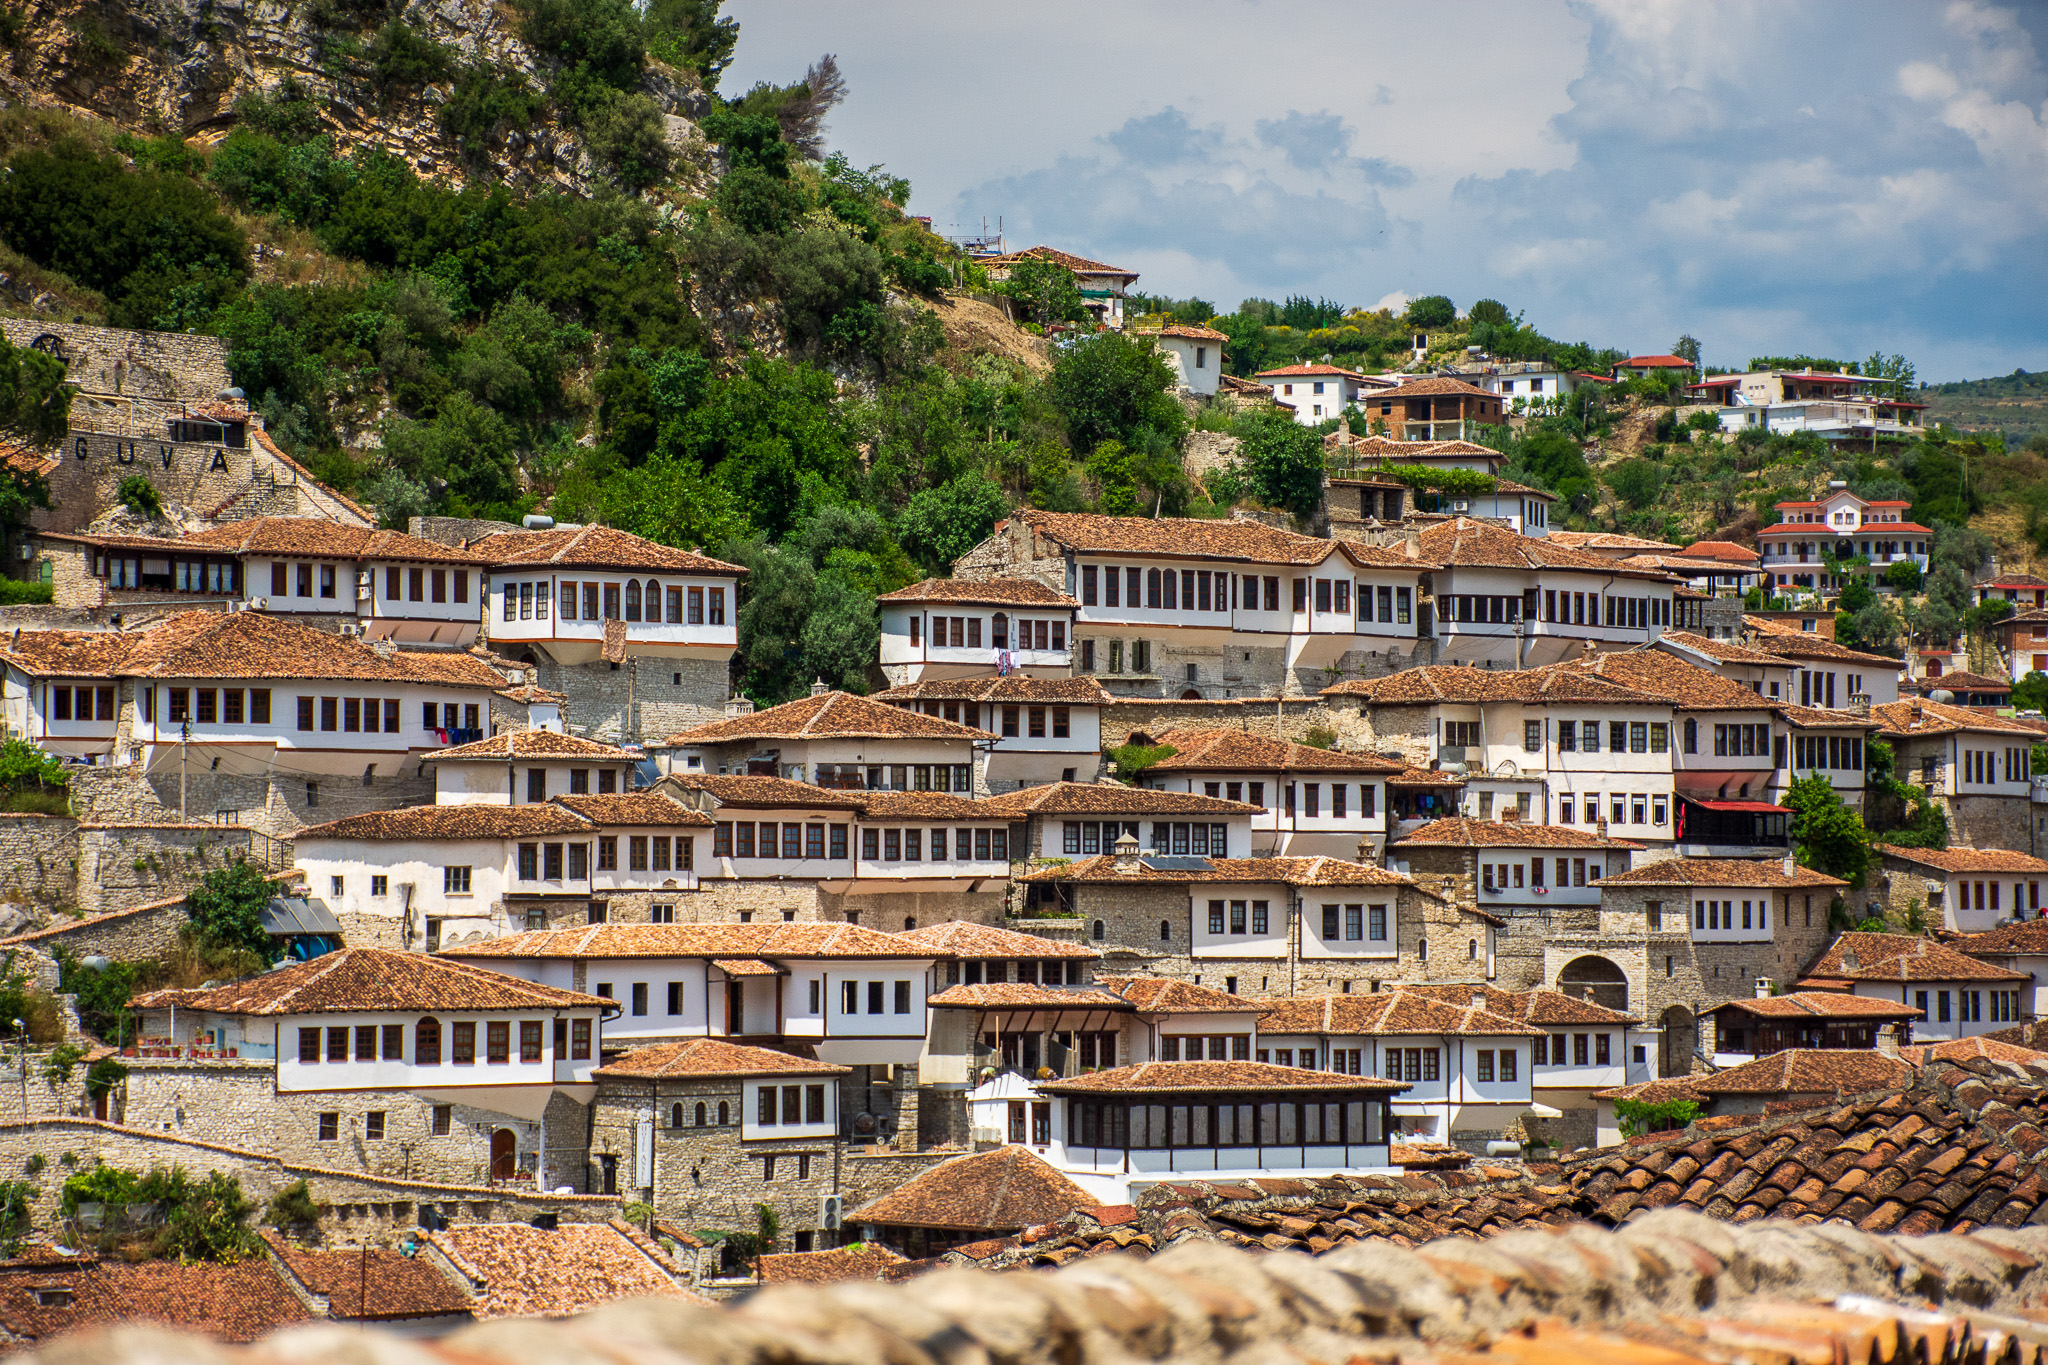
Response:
[1921, 369, 2047, 448]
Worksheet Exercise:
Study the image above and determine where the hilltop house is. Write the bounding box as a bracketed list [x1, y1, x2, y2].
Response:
[875, 578, 1079, 685]
[1757, 486, 1931, 598]
[1686, 370, 1926, 442]
[979, 246, 1137, 329]
[1361, 378, 1507, 443]
[951, 509, 1437, 697]
[125, 947, 613, 1188]
[1151, 324, 1229, 396]
[1133, 726, 1407, 860]
[1254, 364, 1389, 424]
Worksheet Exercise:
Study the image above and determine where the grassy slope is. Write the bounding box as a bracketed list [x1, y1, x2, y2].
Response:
[1921, 370, 2048, 447]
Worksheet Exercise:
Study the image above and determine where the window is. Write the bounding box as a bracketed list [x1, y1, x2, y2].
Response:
[444, 865, 471, 894]
[486, 1021, 510, 1064]
[317, 1112, 339, 1142]
[451, 1022, 476, 1065]
[520, 1020, 543, 1061]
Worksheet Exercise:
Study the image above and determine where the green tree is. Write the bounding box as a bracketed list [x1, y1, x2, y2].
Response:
[2015, 672, 2048, 713]
[1782, 772, 1870, 886]
[1233, 411, 1325, 522]
[1883, 558, 1923, 593]
[895, 474, 1008, 576]
[117, 475, 162, 519]
[1671, 335, 1702, 366]
[644, 0, 739, 91]
[379, 395, 524, 519]
[1046, 331, 1187, 460]
[185, 862, 283, 965]
[0, 331, 72, 449]
[1106, 743, 1177, 784]
[1467, 299, 1512, 328]
[1403, 295, 1455, 328]
[1613, 1096, 1700, 1138]
[999, 257, 1087, 329]
[1607, 457, 1666, 511]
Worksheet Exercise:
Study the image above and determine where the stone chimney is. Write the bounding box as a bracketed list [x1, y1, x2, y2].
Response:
[1875, 1023, 1900, 1057]
[1471, 990, 1487, 1010]
[366, 636, 397, 660]
[725, 695, 756, 719]
[1596, 817, 1609, 839]
[1841, 947, 1860, 973]
[1755, 976, 1772, 999]
[1782, 853, 1797, 877]
[811, 678, 831, 697]
[1112, 831, 1141, 875]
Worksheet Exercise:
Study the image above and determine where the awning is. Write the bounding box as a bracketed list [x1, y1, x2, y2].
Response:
[1672, 770, 1760, 796]
[261, 897, 342, 937]
[1689, 799, 1790, 814]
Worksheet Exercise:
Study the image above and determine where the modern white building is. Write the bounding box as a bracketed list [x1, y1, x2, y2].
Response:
[1757, 485, 1931, 599]
[873, 676, 1110, 791]
[1255, 364, 1390, 424]
[1686, 369, 1928, 443]
[1467, 362, 1611, 412]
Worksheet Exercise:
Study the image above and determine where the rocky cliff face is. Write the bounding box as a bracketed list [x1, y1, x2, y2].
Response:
[0, 0, 710, 195]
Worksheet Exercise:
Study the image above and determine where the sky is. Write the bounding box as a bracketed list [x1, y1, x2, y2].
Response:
[721, 0, 2048, 383]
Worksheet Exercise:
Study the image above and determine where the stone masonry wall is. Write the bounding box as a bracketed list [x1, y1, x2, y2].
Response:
[74, 824, 254, 914]
[1, 896, 189, 963]
[518, 655, 731, 746]
[0, 815, 84, 920]
[116, 1061, 593, 1190]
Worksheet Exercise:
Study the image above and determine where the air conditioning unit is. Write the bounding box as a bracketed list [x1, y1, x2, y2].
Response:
[819, 1194, 843, 1230]
[1452, 501, 1470, 513]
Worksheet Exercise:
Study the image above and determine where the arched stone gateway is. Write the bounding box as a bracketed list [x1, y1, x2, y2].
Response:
[1557, 954, 1629, 1011]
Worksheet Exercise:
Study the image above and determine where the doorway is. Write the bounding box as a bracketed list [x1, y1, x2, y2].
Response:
[490, 1128, 517, 1181]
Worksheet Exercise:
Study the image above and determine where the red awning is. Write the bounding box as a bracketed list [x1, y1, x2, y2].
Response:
[1672, 770, 1755, 794]
[1690, 799, 1790, 814]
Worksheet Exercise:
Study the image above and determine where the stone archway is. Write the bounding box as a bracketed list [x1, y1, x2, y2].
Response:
[1659, 1005, 1697, 1078]
[1556, 954, 1629, 1011]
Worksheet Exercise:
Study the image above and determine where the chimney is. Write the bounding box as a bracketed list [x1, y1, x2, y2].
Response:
[1841, 948, 1860, 972]
[367, 637, 397, 660]
[811, 678, 830, 697]
[1782, 853, 1796, 877]
[1754, 976, 1772, 999]
[724, 695, 756, 719]
[1875, 1023, 1900, 1057]
[1402, 527, 1421, 559]
[1112, 831, 1141, 875]
[1596, 817, 1609, 839]
[1471, 990, 1487, 1010]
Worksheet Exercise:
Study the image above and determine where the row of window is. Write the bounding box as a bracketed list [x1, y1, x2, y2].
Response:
[380, 566, 471, 605]
[707, 824, 1011, 862]
[1079, 638, 1152, 674]
[1472, 1048, 1518, 1082]
[1318, 903, 1390, 942]
[47, 686, 114, 722]
[1555, 796, 1667, 828]
[1696, 898, 1767, 931]
[1206, 899, 1271, 935]
[808, 763, 974, 793]
[1961, 747, 2029, 785]
[510, 836, 696, 883]
[950, 959, 1083, 985]
[504, 580, 729, 625]
[1486, 857, 1603, 891]
[1918, 988, 2020, 1024]
[1063, 821, 1229, 856]
[1714, 723, 1773, 757]
[1282, 782, 1375, 819]
[1158, 1034, 1250, 1060]
[864, 827, 1009, 862]
[1952, 880, 2042, 914]
[909, 615, 1066, 652]
[1792, 735, 1865, 771]
[1554, 721, 1671, 754]
[757, 1083, 829, 1126]
[1068, 1097, 1380, 1150]
[1536, 589, 1670, 630]
[295, 1016, 592, 1065]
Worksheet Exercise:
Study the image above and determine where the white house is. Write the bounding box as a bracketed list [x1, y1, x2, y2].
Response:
[1400, 983, 1648, 1126]
[35, 518, 496, 647]
[1256, 991, 1543, 1147]
[0, 610, 506, 782]
[129, 946, 611, 1187]
[1388, 818, 1642, 921]
[1799, 932, 2027, 1042]
[1687, 370, 1927, 443]
[1137, 727, 1405, 859]
[1757, 485, 1931, 599]
[655, 689, 995, 794]
[1254, 364, 1388, 424]
[1876, 845, 2048, 934]
[1746, 627, 1902, 708]
[1411, 518, 1682, 668]
[875, 578, 1079, 686]
[1150, 324, 1229, 396]
[440, 921, 940, 1065]
[979, 246, 1137, 329]
[1468, 362, 1611, 413]
[1952, 919, 2048, 1018]
[425, 729, 640, 806]
[978, 780, 1261, 863]
[873, 676, 1110, 791]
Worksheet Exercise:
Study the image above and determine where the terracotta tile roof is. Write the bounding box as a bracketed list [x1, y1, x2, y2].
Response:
[890, 921, 1098, 959]
[171, 518, 496, 565]
[1872, 699, 2043, 739]
[1020, 854, 1416, 888]
[1391, 817, 1643, 850]
[1336, 436, 1500, 460]
[1774, 703, 1876, 729]
[1876, 844, 2048, 874]
[1141, 727, 1407, 774]
[1905, 669, 2012, 692]
[1655, 631, 1789, 665]
[1705, 991, 1923, 1021]
[1679, 540, 1762, 563]
[1619, 354, 1695, 367]
[428, 730, 637, 761]
[1561, 648, 1780, 711]
[1012, 509, 1424, 568]
[859, 791, 994, 821]
[130, 946, 608, 1016]
[1377, 375, 1495, 398]
[849, 1147, 1101, 1232]
[1255, 362, 1369, 379]
[1038, 1060, 1407, 1094]
[663, 773, 869, 810]
[757, 1242, 908, 1284]
[1900, 1036, 2048, 1066]
[713, 958, 781, 976]
[1803, 932, 2027, 984]
[1257, 992, 1548, 1038]
[0, 611, 506, 685]
[1953, 920, 2048, 955]
[427, 1221, 702, 1319]
[1542, 531, 1682, 552]
[1690, 1049, 1915, 1097]
[91, 1258, 314, 1342]
[1415, 517, 1680, 581]
[1097, 976, 1254, 1013]
[439, 922, 938, 961]
[262, 1232, 471, 1320]
[1321, 662, 1664, 705]
[1387, 764, 1469, 786]
[552, 793, 714, 827]
[1741, 626, 1903, 667]
[494, 683, 567, 705]
[293, 802, 595, 842]
[875, 577, 1078, 607]
[593, 1038, 849, 1080]
[667, 691, 996, 744]
[926, 983, 1130, 1009]
[978, 781, 1257, 816]
[1153, 323, 1230, 342]
[1596, 857, 1846, 889]
[1396, 983, 1638, 1025]
[873, 676, 1112, 704]
[468, 524, 743, 576]
[1216, 373, 1273, 397]
[983, 245, 1135, 278]
[0, 894, 190, 947]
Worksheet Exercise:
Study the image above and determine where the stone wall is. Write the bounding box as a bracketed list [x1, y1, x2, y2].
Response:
[115, 1061, 593, 1190]
[0, 815, 84, 920]
[514, 655, 731, 746]
[0, 895, 189, 963]
[1873, 856, 1943, 927]
[1100, 698, 1345, 749]
[0, 321, 230, 407]
[0, 1116, 618, 1248]
[75, 824, 255, 913]
[1949, 793, 2031, 854]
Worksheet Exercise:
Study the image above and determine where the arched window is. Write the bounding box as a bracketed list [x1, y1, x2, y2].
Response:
[717, 1101, 730, 1126]
[695, 1102, 707, 1127]
[671, 1102, 684, 1128]
[415, 1017, 441, 1066]
[1468, 939, 1477, 960]
[1683, 718, 1698, 754]
[1159, 920, 1171, 942]
[1146, 568, 1161, 607]
[625, 580, 642, 621]
[991, 613, 1008, 649]
[646, 580, 661, 620]
[1092, 920, 1106, 941]
[904, 917, 916, 930]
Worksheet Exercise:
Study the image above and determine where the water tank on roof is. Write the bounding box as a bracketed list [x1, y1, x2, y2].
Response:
[522, 514, 555, 531]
